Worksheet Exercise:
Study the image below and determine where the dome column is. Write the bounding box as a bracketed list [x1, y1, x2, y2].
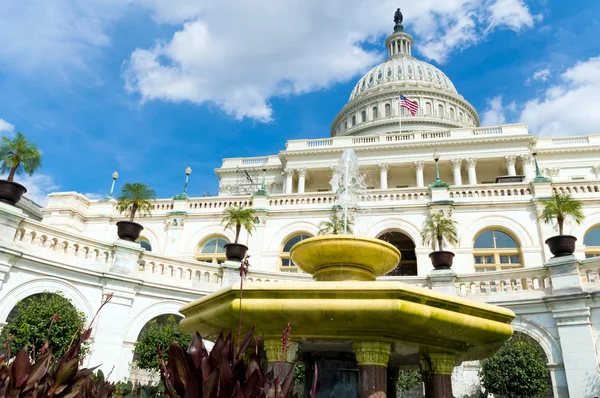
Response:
[378, 163, 389, 190]
[353, 341, 391, 398]
[297, 168, 307, 194]
[421, 353, 456, 398]
[466, 158, 478, 185]
[520, 154, 535, 182]
[504, 155, 517, 176]
[284, 168, 294, 194]
[414, 160, 425, 187]
[450, 159, 462, 186]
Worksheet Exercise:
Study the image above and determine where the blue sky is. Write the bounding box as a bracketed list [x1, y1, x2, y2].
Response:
[0, 0, 599, 204]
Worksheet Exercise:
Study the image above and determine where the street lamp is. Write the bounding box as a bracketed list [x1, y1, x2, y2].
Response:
[530, 143, 551, 183]
[254, 167, 268, 196]
[109, 170, 119, 197]
[184, 165, 192, 196]
[429, 149, 449, 188]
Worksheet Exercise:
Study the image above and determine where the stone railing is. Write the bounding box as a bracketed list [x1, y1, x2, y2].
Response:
[455, 267, 552, 298]
[187, 196, 253, 211]
[579, 257, 600, 286]
[139, 252, 222, 287]
[552, 181, 600, 198]
[378, 275, 430, 288]
[449, 184, 532, 201]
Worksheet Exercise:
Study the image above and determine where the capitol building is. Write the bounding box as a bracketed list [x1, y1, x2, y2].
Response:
[1, 12, 600, 398]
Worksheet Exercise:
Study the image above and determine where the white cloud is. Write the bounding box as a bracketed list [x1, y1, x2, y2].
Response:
[525, 68, 551, 84]
[83, 192, 105, 201]
[0, 174, 59, 206]
[481, 95, 517, 126]
[520, 56, 600, 136]
[0, 118, 15, 135]
[123, 0, 539, 121]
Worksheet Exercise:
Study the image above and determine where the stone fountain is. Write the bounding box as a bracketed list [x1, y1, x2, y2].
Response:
[179, 150, 514, 398]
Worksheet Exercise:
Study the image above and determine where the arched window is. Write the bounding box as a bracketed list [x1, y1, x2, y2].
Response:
[280, 234, 312, 272]
[137, 237, 152, 252]
[438, 104, 444, 117]
[449, 108, 455, 119]
[459, 112, 464, 121]
[352, 115, 356, 126]
[385, 103, 391, 117]
[473, 229, 521, 272]
[372, 106, 378, 119]
[425, 102, 432, 115]
[361, 110, 366, 123]
[344, 121, 348, 130]
[584, 227, 600, 258]
[196, 235, 229, 264]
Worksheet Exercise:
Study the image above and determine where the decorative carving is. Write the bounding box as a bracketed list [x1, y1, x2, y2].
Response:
[504, 155, 516, 167]
[593, 165, 600, 176]
[284, 168, 295, 178]
[297, 168, 307, 177]
[450, 158, 462, 169]
[520, 154, 533, 165]
[413, 160, 425, 171]
[263, 339, 300, 364]
[378, 163, 389, 173]
[553, 308, 591, 326]
[542, 167, 560, 177]
[466, 158, 477, 168]
[353, 341, 391, 366]
[427, 353, 456, 375]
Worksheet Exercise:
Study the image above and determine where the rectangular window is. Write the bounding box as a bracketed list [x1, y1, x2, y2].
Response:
[510, 255, 520, 264]
[282, 259, 291, 266]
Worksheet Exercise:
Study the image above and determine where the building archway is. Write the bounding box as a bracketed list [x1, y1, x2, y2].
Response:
[377, 231, 417, 276]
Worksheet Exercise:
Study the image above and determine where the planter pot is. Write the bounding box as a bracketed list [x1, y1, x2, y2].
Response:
[116, 221, 144, 242]
[225, 243, 248, 262]
[0, 180, 27, 205]
[429, 251, 455, 270]
[545, 235, 577, 258]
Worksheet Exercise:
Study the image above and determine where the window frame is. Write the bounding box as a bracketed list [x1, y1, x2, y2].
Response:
[196, 235, 230, 264]
[280, 233, 312, 273]
[473, 229, 523, 271]
[584, 226, 600, 258]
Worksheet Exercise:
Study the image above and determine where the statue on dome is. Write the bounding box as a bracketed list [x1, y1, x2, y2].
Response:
[393, 8, 404, 32]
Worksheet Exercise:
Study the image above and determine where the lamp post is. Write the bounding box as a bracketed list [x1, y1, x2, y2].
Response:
[173, 165, 192, 200]
[429, 149, 449, 188]
[530, 144, 551, 183]
[109, 170, 119, 198]
[255, 167, 268, 196]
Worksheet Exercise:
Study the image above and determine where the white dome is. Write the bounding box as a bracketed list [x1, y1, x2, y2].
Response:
[349, 56, 458, 102]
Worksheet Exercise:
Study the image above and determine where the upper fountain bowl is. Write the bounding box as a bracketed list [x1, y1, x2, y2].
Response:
[290, 235, 401, 281]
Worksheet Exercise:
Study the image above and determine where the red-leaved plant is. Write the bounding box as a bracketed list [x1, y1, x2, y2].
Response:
[0, 293, 115, 397]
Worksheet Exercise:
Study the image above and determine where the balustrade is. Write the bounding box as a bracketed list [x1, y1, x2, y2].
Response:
[455, 268, 551, 297]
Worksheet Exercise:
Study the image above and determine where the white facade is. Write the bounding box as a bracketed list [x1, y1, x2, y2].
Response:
[1, 20, 600, 398]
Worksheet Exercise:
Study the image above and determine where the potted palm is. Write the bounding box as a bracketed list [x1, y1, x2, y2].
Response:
[115, 183, 156, 241]
[221, 204, 257, 261]
[0, 132, 42, 205]
[421, 212, 458, 269]
[539, 191, 584, 257]
[318, 207, 354, 235]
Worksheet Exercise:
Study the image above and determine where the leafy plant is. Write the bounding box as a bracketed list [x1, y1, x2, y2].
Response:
[421, 212, 458, 252]
[318, 207, 353, 235]
[116, 182, 157, 222]
[133, 315, 192, 372]
[0, 293, 115, 397]
[0, 132, 42, 182]
[539, 191, 584, 235]
[114, 380, 164, 397]
[222, 204, 257, 243]
[479, 333, 550, 398]
[396, 368, 422, 392]
[0, 292, 88, 359]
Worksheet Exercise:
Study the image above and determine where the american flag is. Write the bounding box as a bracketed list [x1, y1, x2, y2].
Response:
[399, 94, 418, 116]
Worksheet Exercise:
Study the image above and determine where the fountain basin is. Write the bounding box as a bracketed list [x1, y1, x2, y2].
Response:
[290, 235, 400, 281]
[179, 281, 514, 362]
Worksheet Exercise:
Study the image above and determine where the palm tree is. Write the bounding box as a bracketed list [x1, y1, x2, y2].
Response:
[0, 132, 42, 182]
[318, 209, 353, 235]
[421, 212, 458, 252]
[539, 192, 584, 235]
[222, 205, 257, 243]
[116, 183, 157, 222]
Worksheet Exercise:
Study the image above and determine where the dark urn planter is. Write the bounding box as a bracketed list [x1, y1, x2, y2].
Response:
[545, 235, 577, 258]
[0, 180, 27, 206]
[116, 221, 144, 242]
[225, 243, 248, 261]
[429, 251, 455, 269]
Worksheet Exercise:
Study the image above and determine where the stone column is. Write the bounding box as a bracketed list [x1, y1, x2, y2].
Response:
[520, 154, 534, 182]
[264, 339, 300, 384]
[504, 155, 517, 176]
[353, 341, 391, 398]
[450, 159, 462, 186]
[284, 169, 294, 194]
[414, 160, 425, 188]
[297, 168, 307, 194]
[378, 163, 389, 190]
[164, 216, 186, 256]
[421, 353, 455, 398]
[466, 158, 477, 185]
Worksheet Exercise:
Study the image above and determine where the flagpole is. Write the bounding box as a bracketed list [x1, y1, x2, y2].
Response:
[399, 95, 402, 133]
